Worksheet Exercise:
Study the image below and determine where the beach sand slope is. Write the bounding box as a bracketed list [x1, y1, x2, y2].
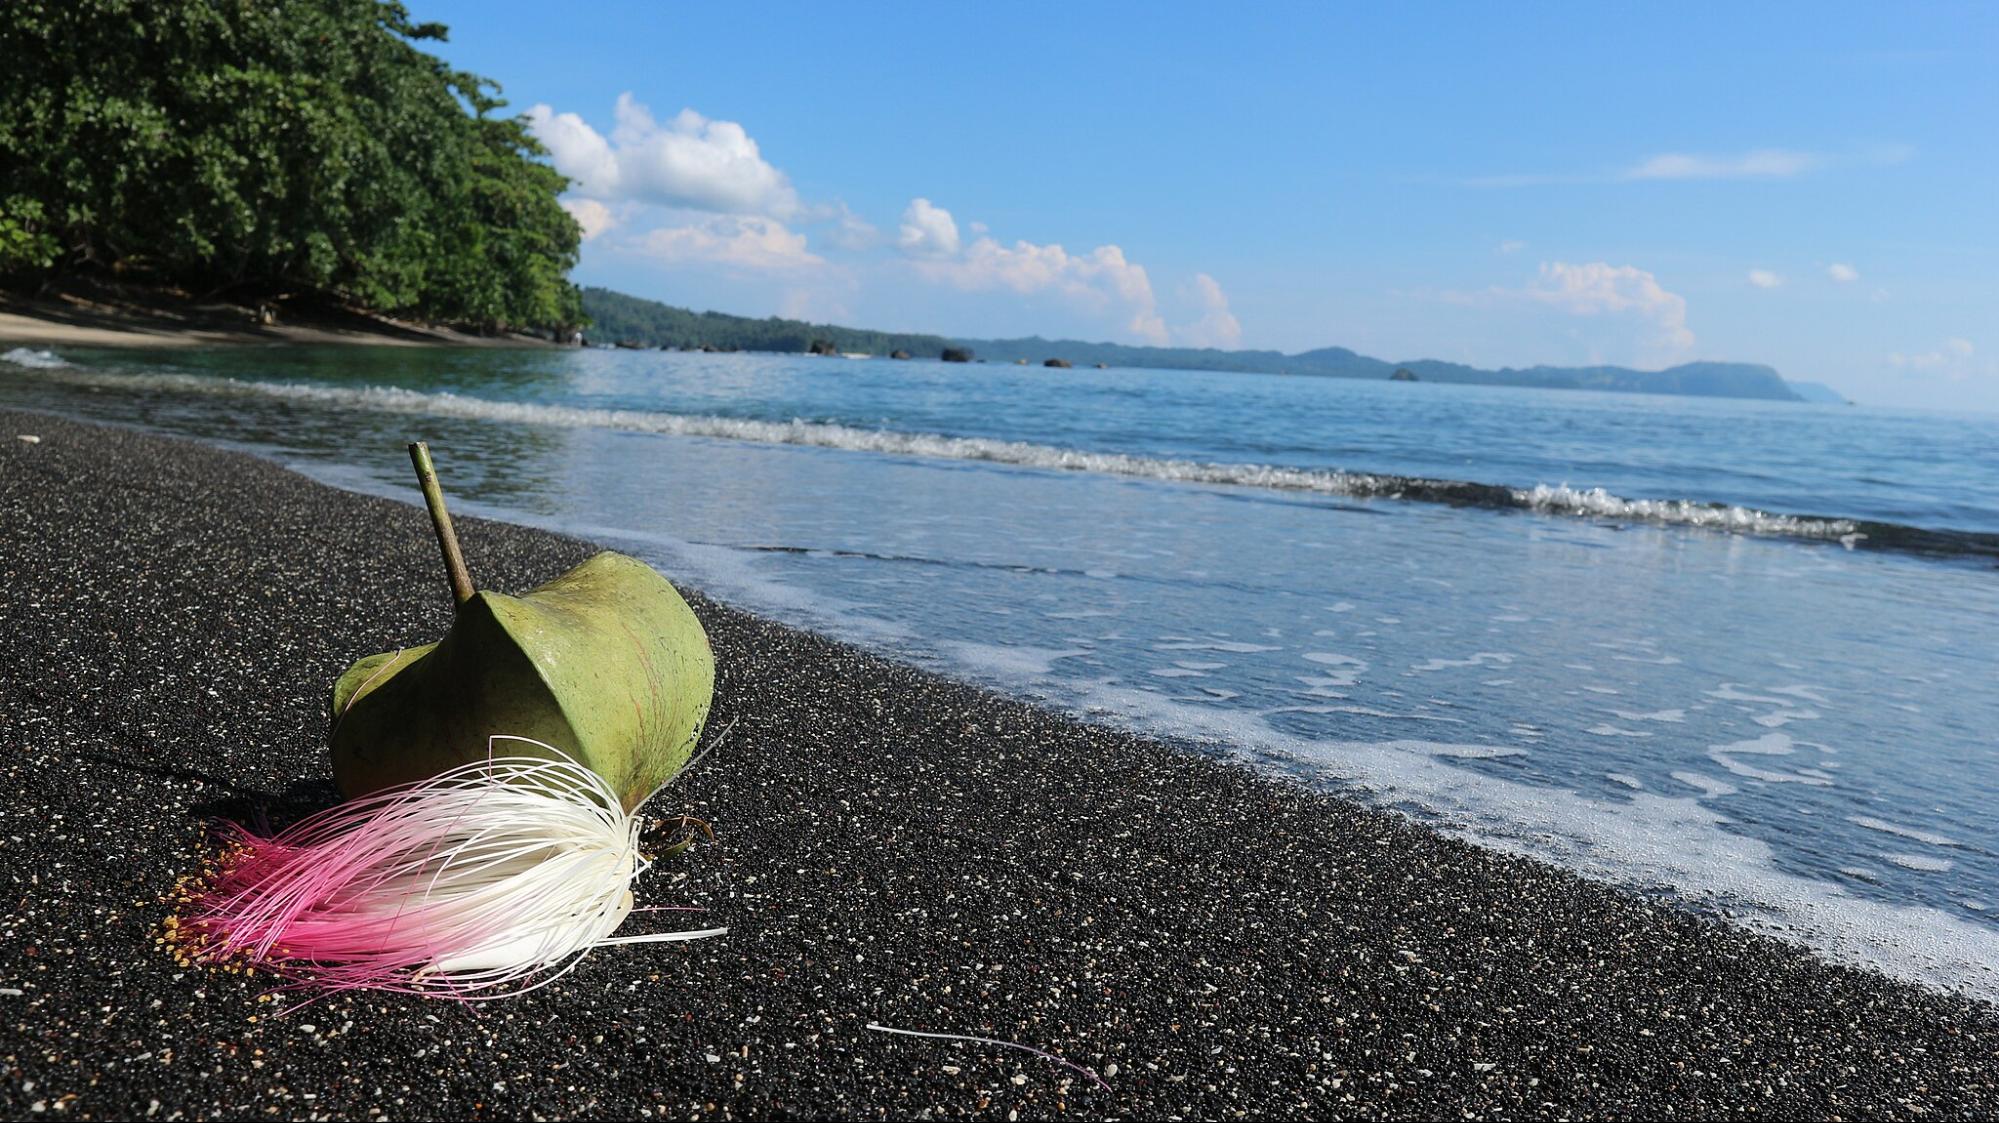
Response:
[1, 409, 1994, 1119]
[0, 290, 551, 349]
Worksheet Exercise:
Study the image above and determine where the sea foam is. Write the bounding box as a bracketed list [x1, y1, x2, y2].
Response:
[2, 347, 70, 369]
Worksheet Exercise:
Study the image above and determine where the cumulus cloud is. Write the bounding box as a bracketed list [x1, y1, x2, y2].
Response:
[526, 94, 799, 218]
[1747, 269, 1783, 289]
[1454, 262, 1694, 355]
[1527, 262, 1693, 350]
[896, 198, 961, 258]
[888, 198, 1245, 346]
[526, 105, 621, 197]
[636, 215, 822, 271]
[1179, 273, 1243, 348]
[1828, 262, 1860, 283]
[910, 230, 1170, 344]
[560, 198, 617, 242]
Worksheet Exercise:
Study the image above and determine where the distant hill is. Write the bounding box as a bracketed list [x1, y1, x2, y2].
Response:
[580, 287, 1803, 402]
[580, 287, 957, 357]
[1786, 380, 1849, 404]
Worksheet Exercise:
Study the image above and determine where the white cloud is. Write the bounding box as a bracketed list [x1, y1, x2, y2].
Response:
[951, 238, 1167, 343]
[1747, 269, 1784, 289]
[525, 100, 1233, 343]
[896, 198, 961, 258]
[1469, 145, 1911, 189]
[526, 105, 621, 197]
[636, 215, 822, 270]
[1828, 262, 1860, 283]
[1624, 149, 1820, 181]
[1460, 261, 1694, 354]
[526, 94, 799, 218]
[900, 209, 1169, 343]
[981, 240, 1161, 342]
[1888, 337, 1977, 379]
[1531, 262, 1692, 350]
[823, 202, 878, 251]
[560, 198, 616, 242]
[1179, 273, 1242, 348]
[1498, 240, 1528, 254]
[891, 198, 1241, 346]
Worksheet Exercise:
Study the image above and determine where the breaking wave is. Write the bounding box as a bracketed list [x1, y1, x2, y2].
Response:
[10, 360, 1998, 561]
[2, 347, 71, 370]
[1517, 484, 1863, 541]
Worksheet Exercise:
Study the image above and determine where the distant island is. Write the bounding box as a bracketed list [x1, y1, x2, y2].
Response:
[1786, 381, 1850, 404]
[582, 287, 1826, 403]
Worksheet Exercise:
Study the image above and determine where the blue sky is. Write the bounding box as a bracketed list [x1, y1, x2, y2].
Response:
[420, 1, 1996, 407]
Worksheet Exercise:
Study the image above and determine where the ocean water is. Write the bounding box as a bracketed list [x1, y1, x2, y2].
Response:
[7, 344, 1998, 999]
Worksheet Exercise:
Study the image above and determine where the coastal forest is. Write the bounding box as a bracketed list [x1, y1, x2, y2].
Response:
[0, 0, 583, 332]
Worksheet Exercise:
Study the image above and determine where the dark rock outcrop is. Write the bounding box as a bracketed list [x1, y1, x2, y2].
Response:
[808, 339, 838, 356]
[941, 347, 973, 363]
[1044, 358, 1072, 369]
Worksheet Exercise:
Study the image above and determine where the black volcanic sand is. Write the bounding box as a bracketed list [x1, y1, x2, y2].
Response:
[1, 409, 1995, 1121]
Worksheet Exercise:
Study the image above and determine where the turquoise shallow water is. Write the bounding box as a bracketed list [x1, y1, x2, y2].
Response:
[6, 344, 1997, 998]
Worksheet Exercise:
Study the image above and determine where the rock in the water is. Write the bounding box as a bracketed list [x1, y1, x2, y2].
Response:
[808, 339, 838, 356]
[889, 349, 911, 360]
[1390, 367, 1420, 381]
[1044, 358, 1073, 369]
[941, 347, 973, 363]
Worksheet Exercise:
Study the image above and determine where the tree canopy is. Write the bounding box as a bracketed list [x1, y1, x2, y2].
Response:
[0, 0, 583, 331]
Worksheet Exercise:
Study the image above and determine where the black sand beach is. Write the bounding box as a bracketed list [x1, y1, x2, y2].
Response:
[2, 409, 1995, 1120]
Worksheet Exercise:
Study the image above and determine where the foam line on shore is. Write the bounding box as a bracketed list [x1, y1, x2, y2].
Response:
[438, 500, 1999, 1004]
[902, 637, 1999, 1003]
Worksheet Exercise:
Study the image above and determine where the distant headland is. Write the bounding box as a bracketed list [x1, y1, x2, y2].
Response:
[581, 287, 1838, 403]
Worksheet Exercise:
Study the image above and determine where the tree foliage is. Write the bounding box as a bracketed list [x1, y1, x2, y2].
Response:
[0, 0, 583, 331]
[580, 287, 961, 356]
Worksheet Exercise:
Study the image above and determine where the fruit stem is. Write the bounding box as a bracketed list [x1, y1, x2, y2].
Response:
[408, 442, 475, 605]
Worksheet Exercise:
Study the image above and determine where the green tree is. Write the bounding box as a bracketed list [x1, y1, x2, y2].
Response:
[0, 0, 583, 332]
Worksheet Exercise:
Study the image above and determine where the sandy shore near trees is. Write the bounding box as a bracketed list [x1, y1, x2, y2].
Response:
[0, 288, 555, 350]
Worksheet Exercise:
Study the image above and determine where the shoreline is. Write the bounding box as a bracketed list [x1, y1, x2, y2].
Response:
[2, 409, 1995, 1119]
[0, 288, 555, 350]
